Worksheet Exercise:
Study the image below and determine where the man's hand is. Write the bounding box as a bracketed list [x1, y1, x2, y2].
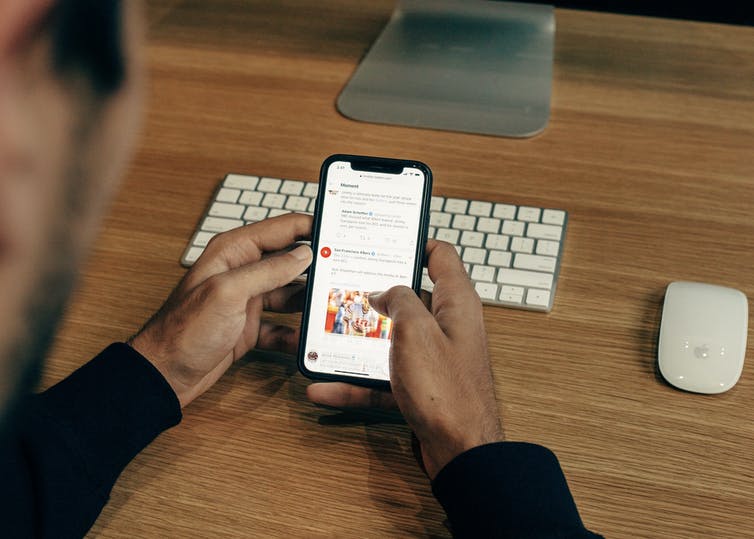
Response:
[130, 213, 313, 408]
[307, 240, 503, 479]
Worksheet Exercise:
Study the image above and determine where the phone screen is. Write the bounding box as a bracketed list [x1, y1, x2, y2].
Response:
[299, 156, 431, 384]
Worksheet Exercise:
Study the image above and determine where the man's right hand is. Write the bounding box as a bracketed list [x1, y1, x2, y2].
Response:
[130, 214, 313, 409]
[307, 240, 504, 479]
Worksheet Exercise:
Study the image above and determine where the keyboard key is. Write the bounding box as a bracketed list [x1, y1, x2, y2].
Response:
[535, 239, 560, 256]
[243, 206, 269, 221]
[476, 217, 500, 234]
[224, 174, 259, 190]
[497, 268, 553, 290]
[510, 237, 534, 253]
[209, 202, 244, 219]
[502, 220, 525, 236]
[201, 216, 244, 233]
[514, 253, 557, 272]
[193, 231, 216, 247]
[285, 196, 310, 211]
[435, 228, 460, 244]
[261, 193, 286, 208]
[430, 212, 451, 227]
[303, 182, 319, 197]
[307, 199, 316, 213]
[542, 209, 566, 226]
[470, 265, 496, 282]
[280, 180, 305, 195]
[499, 285, 524, 304]
[460, 231, 484, 248]
[427, 226, 436, 239]
[268, 209, 290, 217]
[474, 282, 499, 301]
[527, 223, 562, 241]
[487, 251, 512, 267]
[485, 234, 509, 250]
[258, 177, 282, 192]
[468, 201, 492, 217]
[444, 198, 468, 214]
[430, 196, 444, 211]
[184, 246, 204, 264]
[501, 285, 524, 296]
[216, 188, 240, 203]
[452, 214, 476, 231]
[493, 203, 516, 220]
[239, 190, 263, 206]
[526, 289, 551, 307]
[517, 206, 541, 222]
[462, 248, 486, 264]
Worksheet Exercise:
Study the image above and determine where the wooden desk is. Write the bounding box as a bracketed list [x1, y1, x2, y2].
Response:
[42, 1, 754, 537]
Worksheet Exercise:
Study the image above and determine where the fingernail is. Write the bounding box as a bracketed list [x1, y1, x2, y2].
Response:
[290, 244, 312, 261]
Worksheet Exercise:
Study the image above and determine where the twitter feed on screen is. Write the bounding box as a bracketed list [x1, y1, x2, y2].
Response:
[302, 160, 426, 381]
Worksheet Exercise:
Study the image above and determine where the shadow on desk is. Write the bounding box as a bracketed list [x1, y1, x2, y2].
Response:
[635, 286, 664, 383]
[286, 373, 450, 538]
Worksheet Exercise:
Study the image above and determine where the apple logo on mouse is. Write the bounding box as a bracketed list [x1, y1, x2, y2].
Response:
[658, 281, 748, 394]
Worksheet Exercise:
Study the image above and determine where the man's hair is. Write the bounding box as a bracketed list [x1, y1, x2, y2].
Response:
[51, 0, 124, 96]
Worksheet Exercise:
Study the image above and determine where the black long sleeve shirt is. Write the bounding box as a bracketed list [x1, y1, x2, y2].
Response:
[1, 343, 601, 538]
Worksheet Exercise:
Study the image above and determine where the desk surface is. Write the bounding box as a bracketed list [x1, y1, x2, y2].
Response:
[42, 1, 754, 537]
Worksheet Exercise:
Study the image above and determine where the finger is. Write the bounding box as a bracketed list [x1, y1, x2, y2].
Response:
[424, 239, 471, 291]
[306, 383, 397, 409]
[423, 240, 483, 338]
[221, 244, 313, 301]
[195, 213, 313, 275]
[232, 213, 312, 255]
[368, 285, 435, 330]
[262, 241, 313, 264]
[263, 282, 307, 313]
[256, 322, 300, 355]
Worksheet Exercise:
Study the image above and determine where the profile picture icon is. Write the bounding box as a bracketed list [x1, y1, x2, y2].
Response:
[307, 351, 318, 362]
[320, 247, 332, 258]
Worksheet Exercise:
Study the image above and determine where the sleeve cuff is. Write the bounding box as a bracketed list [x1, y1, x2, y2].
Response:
[432, 442, 594, 538]
[34, 342, 182, 490]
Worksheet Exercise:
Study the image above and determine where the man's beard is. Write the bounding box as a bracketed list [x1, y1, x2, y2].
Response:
[0, 107, 93, 435]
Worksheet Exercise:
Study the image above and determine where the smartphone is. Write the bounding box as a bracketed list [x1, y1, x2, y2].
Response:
[298, 154, 433, 388]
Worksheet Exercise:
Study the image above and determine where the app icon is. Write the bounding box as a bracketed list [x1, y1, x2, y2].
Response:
[320, 246, 332, 258]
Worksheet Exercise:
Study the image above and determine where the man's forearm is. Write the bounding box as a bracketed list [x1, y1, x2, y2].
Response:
[3, 343, 181, 538]
[432, 442, 603, 539]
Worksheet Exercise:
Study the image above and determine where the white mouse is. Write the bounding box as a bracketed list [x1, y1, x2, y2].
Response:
[658, 281, 748, 394]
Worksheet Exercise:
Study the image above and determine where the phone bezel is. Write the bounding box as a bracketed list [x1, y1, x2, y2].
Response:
[297, 154, 433, 389]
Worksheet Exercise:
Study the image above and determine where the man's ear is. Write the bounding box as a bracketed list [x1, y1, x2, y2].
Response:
[0, 0, 56, 58]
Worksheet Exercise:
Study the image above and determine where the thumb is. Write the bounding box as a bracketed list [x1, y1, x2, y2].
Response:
[229, 244, 312, 300]
[369, 286, 432, 325]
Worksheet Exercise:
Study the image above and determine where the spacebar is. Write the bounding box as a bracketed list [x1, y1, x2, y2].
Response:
[496, 268, 553, 290]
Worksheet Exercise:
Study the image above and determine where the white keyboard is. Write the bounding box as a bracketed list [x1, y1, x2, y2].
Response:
[181, 174, 568, 312]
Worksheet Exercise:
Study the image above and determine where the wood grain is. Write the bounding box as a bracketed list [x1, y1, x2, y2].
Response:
[39, 1, 754, 537]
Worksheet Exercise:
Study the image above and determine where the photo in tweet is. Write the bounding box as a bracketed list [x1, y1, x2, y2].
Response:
[323, 288, 393, 339]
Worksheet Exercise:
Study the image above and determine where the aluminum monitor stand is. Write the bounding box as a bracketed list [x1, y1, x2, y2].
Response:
[337, 0, 555, 138]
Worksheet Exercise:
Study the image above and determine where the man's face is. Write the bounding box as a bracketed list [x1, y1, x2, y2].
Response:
[0, 1, 145, 422]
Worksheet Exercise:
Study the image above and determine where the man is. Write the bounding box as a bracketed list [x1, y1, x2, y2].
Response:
[0, 1, 602, 537]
